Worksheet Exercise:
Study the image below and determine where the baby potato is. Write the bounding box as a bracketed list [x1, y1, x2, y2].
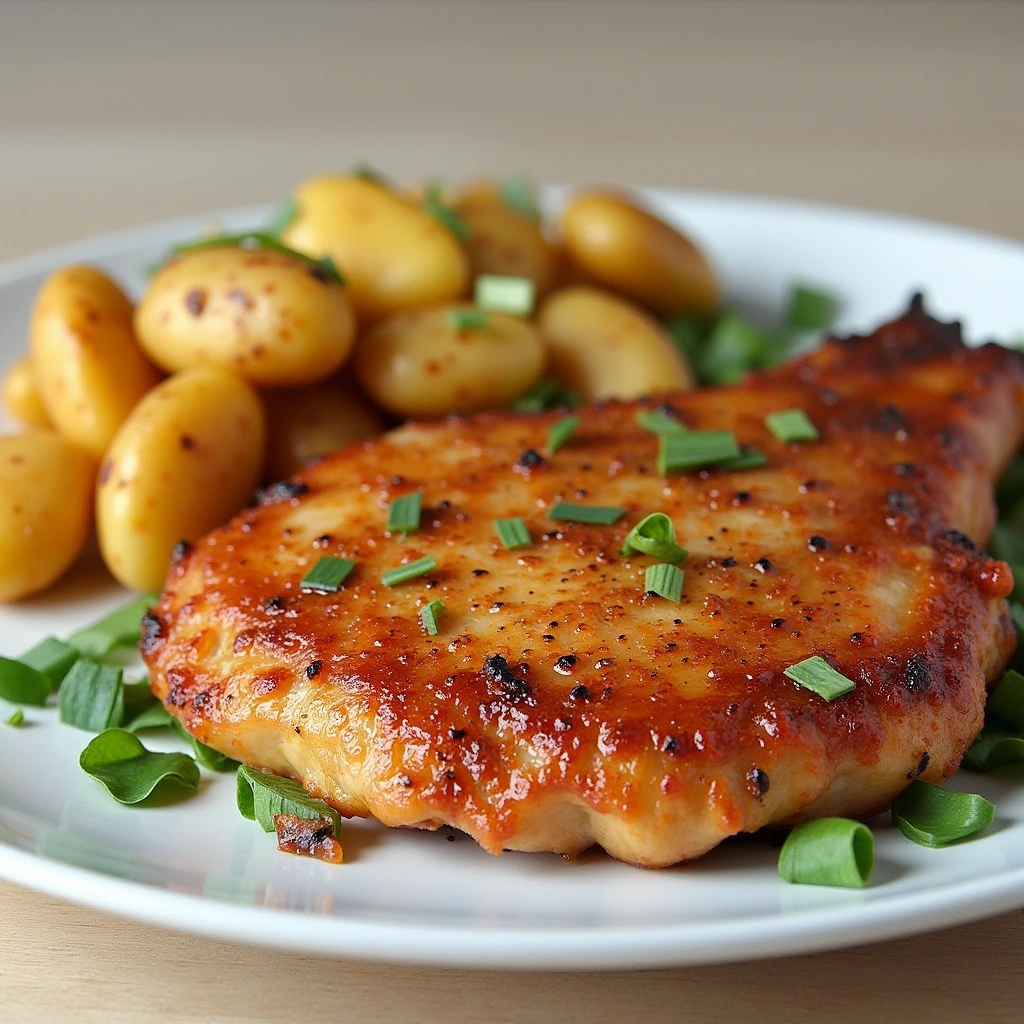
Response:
[453, 192, 557, 298]
[262, 376, 388, 480]
[31, 266, 161, 457]
[2, 356, 51, 428]
[561, 192, 719, 315]
[281, 176, 469, 322]
[0, 432, 95, 602]
[135, 245, 356, 388]
[354, 305, 545, 418]
[538, 286, 694, 401]
[97, 367, 265, 592]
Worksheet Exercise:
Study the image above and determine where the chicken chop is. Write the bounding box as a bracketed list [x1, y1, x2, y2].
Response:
[142, 297, 1024, 866]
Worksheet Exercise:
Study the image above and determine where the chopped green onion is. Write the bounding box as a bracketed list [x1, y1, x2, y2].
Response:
[777, 818, 874, 888]
[18, 637, 78, 689]
[125, 702, 174, 733]
[498, 176, 540, 219]
[265, 197, 298, 239]
[787, 284, 838, 332]
[474, 275, 535, 316]
[987, 669, 1024, 731]
[381, 556, 437, 587]
[171, 719, 238, 772]
[300, 556, 356, 593]
[635, 409, 687, 435]
[657, 430, 740, 474]
[494, 517, 532, 550]
[620, 513, 688, 564]
[422, 184, 469, 241]
[58, 660, 124, 732]
[0, 658, 51, 706]
[6, 709, 24, 727]
[547, 414, 580, 454]
[236, 764, 341, 837]
[352, 162, 389, 185]
[80, 729, 200, 805]
[784, 656, 856, 701]
[169, 232, 344, 286]
[511, 379, 580, 412]
[892, 780, 995, 847]
[121, 678, 158, 721]
[420, 599, 446, 637]
[548, 502, 626, 526]
[697, 311, 769, 386]
[989, 523, 1024, 564]
[644, 563, 684, 603]
[447, 308, 490, 331]
[765, 408, 819, 443]
[664, 312, 713, 367]
[718, 448, 769, 471]
[962, 724, 1024, 772]
[387, 492, 423, 535]
[67, 595, 156, 659]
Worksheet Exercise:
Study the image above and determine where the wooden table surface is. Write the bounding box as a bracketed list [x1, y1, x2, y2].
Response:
[1, 1, 1023, 1020]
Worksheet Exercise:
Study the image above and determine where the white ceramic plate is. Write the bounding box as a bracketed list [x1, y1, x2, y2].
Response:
[1, 190, 1024, 970]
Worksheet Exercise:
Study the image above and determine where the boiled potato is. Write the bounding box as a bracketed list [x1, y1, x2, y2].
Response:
[354, 305, 545, 418]
[561, 192, 719, 314]
[135, 245, 355, 388]
[31, 266, 161, 457]
[538, 286, 694, 401]
[262, 376, 388, 480]
[0, 432, 95, 601]
[281, 176, 469, 322]
[2, 356, 51, 428]
[97, 367, 265, 592]
[453, 191, 557, 298]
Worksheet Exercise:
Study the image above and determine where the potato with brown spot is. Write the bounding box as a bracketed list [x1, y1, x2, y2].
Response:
[354, 305, 545, 418]
[135, 246, 356, 388]
[97, 367, 265, 592]
[30, 266, 161, 457]
[561, 191, 719, 314]
[2, 356, 51, 428]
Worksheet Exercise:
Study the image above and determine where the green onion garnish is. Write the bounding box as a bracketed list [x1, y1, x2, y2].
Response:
[237, 764, 342, 837]
[300, 557, 356, 593]
[548, 502, 626, 526]
[352, 162, 390, 185]
[892, 780, 995, 847]
[777, 818, 874, 888]
[387, 492, 423, 535]
[266, 197, 299, 239]
[6, 709, 24, 727]
[171, 718, 238, 772]
[620, 513, 688, 564]
[494, 517, 532, 550]
[19, 636, 79, 689]
[635, 409, 687, 435]
[0, 658, 52, 706]
[381, 556, 437, 587]
[644, 563, 684, 603]
[784, 656, 856, 701]
[447, 308, 490, 331]
[765, 409, 819, 443]
[718, 448, 769, 471]
[498, 176, 540, 219]
[547, 414, 580, 454]
[66, 595, 157, 659]
[787, 284, 837, 332]
[697, 311, 770, 386]
[474, 275, 535, 316]
[125, 702, 174, 733]
[422, 184, 469, 241]
[962, 725, 1024, 772]
[58, 660, 125, 732]
[657, 430, 740, 475]
[420, 599, 446, 637]
[986, 669, 1024, 731]
[511, 379, 580, 412]
[80, 728, 200, 805]
[168, 233, 344, 286]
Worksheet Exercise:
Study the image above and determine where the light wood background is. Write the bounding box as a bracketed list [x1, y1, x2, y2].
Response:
[1, 1, 1023, 1021]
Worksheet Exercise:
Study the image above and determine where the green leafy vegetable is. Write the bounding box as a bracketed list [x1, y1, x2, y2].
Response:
[300, 557, 356, 593]
[634, 409, 686, 435]
[718, 448, 769, 471]
[494, 517, 532, 550]
[67, 595, 156, 659]
[6, 709, 24, 727]
[18, 637, 78, 689]
[547, 414, 580, 454]
[419, 599, 446, 637]
[962, 724, 1024, 772]
[892, 780, 995, 847]
[386, 493, 423, 535]
[765, 408, 819, 443]
[777, 818, 874, 888]
[474, 275, 535, 316]
[644, 563, 684, 603]
[58, 660, 124, 732]
[511, 379, 579, 412]
[548, 502, 626, 526]
[657, 430, 740, 474]
[620, 513, 688, 563]
[125, 702, 174, 734]
[787, 284, 838, 332]
[783, 656, 855, 701]
[236, 764, 341, 836]
[447, 308, 490, 331]
[381, 556, 437, 587]
[80, 729, 200, 805]
[0, 658, 51, 706]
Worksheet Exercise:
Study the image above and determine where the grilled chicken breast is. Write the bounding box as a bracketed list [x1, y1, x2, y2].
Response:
[143, 298, 1024, 866]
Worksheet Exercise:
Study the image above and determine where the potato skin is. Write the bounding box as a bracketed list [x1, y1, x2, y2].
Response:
[538, 286, 695, 401]
[354, 304, 546, 418]
[262, 376, 388, 480]
[97, 367, 265, 592]
[0, 432, 95, 601]
[281, 176, 469, 322]
[2, 356, 51, 428]
[134, 246, 356, 388]
[561, 192, 719, 314]
[30, 266, 161, 457]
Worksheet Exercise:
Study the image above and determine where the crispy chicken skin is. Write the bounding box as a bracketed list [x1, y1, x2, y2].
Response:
[143, 298, 1024, 867]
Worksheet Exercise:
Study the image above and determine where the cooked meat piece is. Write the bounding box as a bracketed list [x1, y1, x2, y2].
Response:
[142, 297, 1024, 866]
